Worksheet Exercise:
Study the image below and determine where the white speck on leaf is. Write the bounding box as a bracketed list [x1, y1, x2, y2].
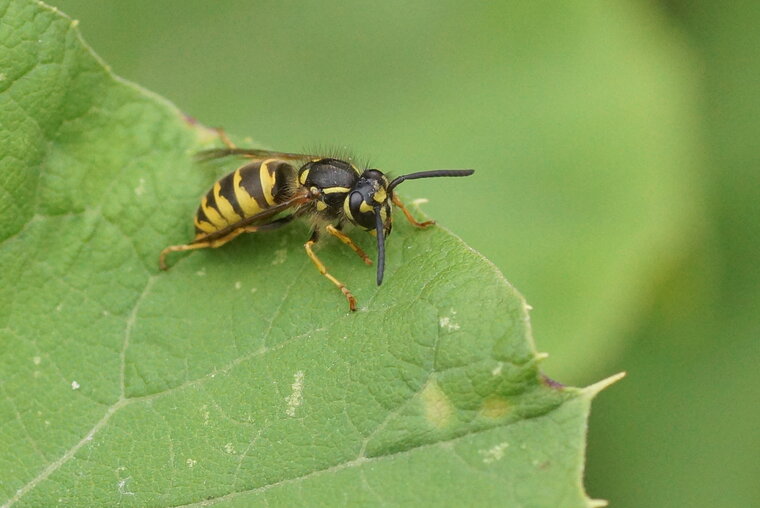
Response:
[224, 442, 236, 454]
[56, 303, 63, 312]
[134, 177, 146, 196]
[491, 362, 503, 376]
[439, 308, 460, 331]
[234, 281, 241, 290]
[71, 381, 80, 390]
[439, 315, 460, 331]
[272, 249, 288, 265]
[480, 442, 509, 464]
[251, 287, 258, 293]
[32, 356, 41, 365]
[285, 370, 305, 417]
[186, 458, 197, 468]
[117, 476, 134, 496]
[196, 268, 206, 276]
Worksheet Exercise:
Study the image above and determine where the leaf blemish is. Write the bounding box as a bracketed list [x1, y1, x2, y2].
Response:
[491, 362, 503, 376]
[439, 309, 460, 331]
[480, 396, 510, 419]
[186, 458, 197, 468]
[285, 370, 305, 417]
[134, 177, 146, 196]
[479, 442, 509, 464]
[224, 442, 236, 454]
[272, 249, 288, 265]
[234, 281, 241, 290]
[117, 476, 134, 496]
[71, 381, 80, 390]
[32, 356, 41, 365]
[421, 380, 453, 428]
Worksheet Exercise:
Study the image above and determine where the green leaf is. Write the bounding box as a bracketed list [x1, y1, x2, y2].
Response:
[0, 1, 618, 506]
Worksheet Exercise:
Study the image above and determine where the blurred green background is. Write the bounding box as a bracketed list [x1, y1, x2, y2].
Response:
[51, 1, 758, 506]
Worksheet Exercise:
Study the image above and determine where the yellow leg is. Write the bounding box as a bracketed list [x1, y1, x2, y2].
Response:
[326, 225, 372, 266]
[160, 242, 214, 270]
[159, 228, 246, 270]
[305, 239, 357, 312]
[215, 127, 236, 149]
[160, 217, 295, 270]
[392, 194, 434, 228]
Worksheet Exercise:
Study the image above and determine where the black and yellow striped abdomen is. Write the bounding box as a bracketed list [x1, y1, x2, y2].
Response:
[193, 159, 296, 238]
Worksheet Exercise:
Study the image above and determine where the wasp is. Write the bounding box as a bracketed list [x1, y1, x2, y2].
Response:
[159, 132, 474, 311]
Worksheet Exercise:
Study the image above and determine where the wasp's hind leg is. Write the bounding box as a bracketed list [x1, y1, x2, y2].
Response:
[160, 242, 216, 271]
[159, 229, 246, 270]
[326, 224, 372, 266]
[304, 229, 357, 311]
[160, 216, 295, 270]
[392, 194, 435, 228]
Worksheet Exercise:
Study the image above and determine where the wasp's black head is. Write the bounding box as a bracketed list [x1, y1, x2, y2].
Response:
[344, 169, 392, 234]
[343, 169, 393, 286]
[344, 166, 475, 286]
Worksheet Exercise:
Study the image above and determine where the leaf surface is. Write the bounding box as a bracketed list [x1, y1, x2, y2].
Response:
[0, 1, 613, 506]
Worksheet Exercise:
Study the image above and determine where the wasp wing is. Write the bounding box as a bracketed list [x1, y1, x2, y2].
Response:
[193, 188, 317, 243]
[196, 147, 322, 162]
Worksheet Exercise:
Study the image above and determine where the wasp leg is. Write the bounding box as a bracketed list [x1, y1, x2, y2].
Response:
[304, 230, 357, 311]
[159, 229, 246, 270]
[392, 194, 435, 228]
[214, 127, 236, 149]
[159, 216, 294, 270]
[326, 224, 372, 266]
[160, 242, 216, 271]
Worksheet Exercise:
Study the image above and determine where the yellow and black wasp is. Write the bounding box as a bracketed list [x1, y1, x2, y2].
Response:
[159, 133, 474, 311]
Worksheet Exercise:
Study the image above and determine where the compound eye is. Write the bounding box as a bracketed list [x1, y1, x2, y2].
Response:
[347, 190, 376, 229]
[348, 191, 364, 216]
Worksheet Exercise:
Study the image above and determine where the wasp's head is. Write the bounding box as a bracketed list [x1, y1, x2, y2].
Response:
[344, 167, 475, 286]
[343, 169, 392, 287]
[344, 169, 393, 236]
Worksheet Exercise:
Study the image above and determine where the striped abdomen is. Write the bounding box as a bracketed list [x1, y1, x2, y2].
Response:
[193, 159, 296, 238]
